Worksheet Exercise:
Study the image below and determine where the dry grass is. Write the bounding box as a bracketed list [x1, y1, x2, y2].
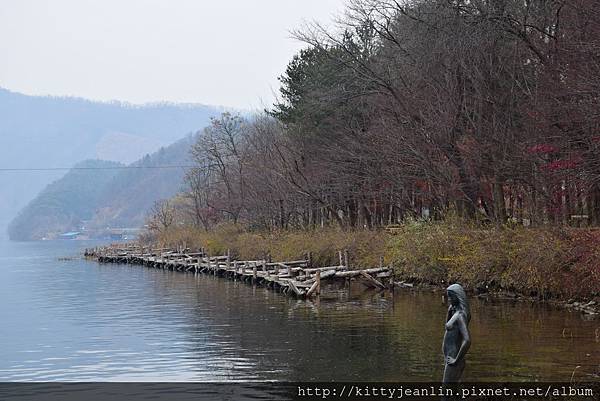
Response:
[151, 219, 600, 300]
[385, 217, 600, 299]
[153, 224, 386, 267]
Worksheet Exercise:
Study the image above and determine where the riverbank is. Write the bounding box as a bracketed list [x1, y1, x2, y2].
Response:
[144, 219, 599, 315]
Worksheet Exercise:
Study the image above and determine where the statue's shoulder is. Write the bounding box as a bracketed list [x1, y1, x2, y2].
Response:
[448, 310, 467, 326]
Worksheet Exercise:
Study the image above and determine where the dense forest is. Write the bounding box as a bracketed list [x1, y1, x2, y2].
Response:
[151, 0, 600, 233]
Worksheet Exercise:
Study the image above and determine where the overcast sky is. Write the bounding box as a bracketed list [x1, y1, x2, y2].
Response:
[0, 0, 345, 109]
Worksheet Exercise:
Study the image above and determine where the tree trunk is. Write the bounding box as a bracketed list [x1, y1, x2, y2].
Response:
[492, 181, 506, 224]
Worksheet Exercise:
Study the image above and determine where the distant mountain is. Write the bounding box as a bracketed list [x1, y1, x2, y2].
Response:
[7, 160, 124, 240]
[8, 134, 197, 240]
[87, 133, 196, 230]
[0, 87, 223, 235]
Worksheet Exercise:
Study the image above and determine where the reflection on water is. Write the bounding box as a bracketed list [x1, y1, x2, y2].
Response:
[0, 240, 598, 382]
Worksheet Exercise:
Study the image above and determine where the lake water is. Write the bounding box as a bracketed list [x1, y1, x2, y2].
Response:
[0, 240, 598, 382]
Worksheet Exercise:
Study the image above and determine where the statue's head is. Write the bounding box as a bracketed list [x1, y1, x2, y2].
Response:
[447, 283, 470, 323]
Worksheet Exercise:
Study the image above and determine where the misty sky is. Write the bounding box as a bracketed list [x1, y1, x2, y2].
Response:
[0, 0, 345, 109]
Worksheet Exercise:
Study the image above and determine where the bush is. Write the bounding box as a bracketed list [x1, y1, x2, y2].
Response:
[386, 218, 600, 299]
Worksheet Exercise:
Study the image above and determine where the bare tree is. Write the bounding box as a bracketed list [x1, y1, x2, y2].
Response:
[190, 113, 248, 224]
[148, 199, 175, 233]
[174, 0, 600, 230]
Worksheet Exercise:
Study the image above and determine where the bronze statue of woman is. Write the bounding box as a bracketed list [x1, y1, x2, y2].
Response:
[442, 283, 471, 383]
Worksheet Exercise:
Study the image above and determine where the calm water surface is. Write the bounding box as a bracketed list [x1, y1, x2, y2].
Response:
[0, 240, 598, 382]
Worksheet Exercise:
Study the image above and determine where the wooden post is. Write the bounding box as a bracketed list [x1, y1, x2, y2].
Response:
[379, 256, 384, 268]
[316, 270, 321, 295]
[307, 251, 313, 267]
[253, 263, 257, 281]
[226, 249, 231, 269]
[344, 249, 349, 268]
[338, 250, 343, 266]
[208, 251, 216, 276]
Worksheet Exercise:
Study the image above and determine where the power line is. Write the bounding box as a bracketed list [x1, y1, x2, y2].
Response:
[0, 165, 196, 172]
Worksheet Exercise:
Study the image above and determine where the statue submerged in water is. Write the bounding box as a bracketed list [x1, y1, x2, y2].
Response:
[442, 283, 471, 383]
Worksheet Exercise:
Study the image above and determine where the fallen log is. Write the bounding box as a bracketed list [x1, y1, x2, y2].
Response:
[333, 267, 388, 278]
[301, 266, 346, 274]
[359, 271, 385, 289]
[304, 269, 337, 284]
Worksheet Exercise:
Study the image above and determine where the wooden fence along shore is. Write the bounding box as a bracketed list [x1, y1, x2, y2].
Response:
[84, 245, 395, 298]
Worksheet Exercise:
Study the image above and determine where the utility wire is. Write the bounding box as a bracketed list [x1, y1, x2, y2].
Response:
[0, 165, 196, 172]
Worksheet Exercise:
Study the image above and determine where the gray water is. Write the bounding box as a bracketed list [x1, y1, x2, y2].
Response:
[0, 240, 598, 382]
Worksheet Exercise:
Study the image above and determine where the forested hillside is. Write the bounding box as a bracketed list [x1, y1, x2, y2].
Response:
[8, 160, 123, 240]
[8, 134, 197, 240]
[87, 134, 197, 230]
[0, 88, 221, 234]
[155, 0, 600, 231]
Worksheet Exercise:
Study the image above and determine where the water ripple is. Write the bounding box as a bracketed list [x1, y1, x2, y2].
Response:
[0, 240, 598, 382]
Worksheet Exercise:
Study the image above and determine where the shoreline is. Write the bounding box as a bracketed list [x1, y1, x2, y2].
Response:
[144, 222, 600, 316]
[377, 277, 599, 318]
[84, 241, 599, 318]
